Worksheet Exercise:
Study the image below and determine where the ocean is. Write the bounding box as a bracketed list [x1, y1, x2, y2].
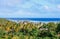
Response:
[6, 18, 60, 23]
[6, 18, 60, 21]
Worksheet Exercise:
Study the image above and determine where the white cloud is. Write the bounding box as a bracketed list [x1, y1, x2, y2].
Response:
[0, 0, 60, 18]
[0, 9, 60, 18]
[0, 10, 42, 18]
[12, 10, 41, 18]
[19, 2, 33, 8]
[44, 5, 50, 10]
[57, 5, 60, 9]
[7, 0, 20, 6]
[0, 0, 20, 7]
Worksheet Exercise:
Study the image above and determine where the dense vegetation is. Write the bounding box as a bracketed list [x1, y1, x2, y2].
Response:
[0, 18, 60, 39]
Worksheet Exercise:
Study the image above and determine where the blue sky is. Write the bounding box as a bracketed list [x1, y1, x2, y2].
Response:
[0, 0, 60, 18]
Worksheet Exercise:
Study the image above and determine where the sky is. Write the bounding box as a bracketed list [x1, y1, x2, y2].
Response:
[0, 0, 60, 18]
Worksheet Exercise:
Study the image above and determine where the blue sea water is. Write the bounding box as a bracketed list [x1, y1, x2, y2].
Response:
[7, 18, 60, 21]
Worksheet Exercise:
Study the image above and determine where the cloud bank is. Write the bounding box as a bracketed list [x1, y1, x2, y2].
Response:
[0, 0, 60, 18]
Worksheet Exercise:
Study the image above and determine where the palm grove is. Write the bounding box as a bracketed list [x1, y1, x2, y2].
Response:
[0, 18, 60, 39]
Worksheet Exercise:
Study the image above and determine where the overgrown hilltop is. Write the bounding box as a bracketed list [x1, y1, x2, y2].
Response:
[0, 18, 60, 39]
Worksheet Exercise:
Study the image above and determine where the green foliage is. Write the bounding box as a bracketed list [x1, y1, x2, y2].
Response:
[0, 18, 60, 39]
[56, 23, 60, 33]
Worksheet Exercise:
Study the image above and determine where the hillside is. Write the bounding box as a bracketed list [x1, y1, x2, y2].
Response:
[0, 18, 60, 39]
